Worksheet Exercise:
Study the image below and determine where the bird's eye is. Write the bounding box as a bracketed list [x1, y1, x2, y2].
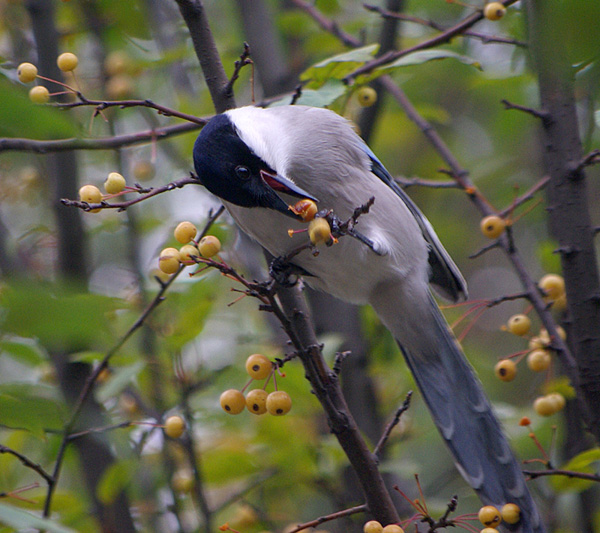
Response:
[235, 165, 250, 180]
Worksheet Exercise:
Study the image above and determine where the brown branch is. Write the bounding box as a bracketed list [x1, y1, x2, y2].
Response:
[0, 121, 203, 154]
[287, 504, 368, 533]
[364, 3, 527, 47]
[0, 444, 53, 485]
[346, 0, 520, 82]
[498, 175, 551, 218]
[373, 391, 412, 458]
[61, 175, 199, 212]
[56, 96, 206, 125]
[224, 42, 253, 99]
[290, 0, 362, 48]
[524, 469, 600, 483]
[501, 99, 551, 123]
[394, 176, 460, 189]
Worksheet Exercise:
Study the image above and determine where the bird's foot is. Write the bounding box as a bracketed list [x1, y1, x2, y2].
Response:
[269, 256, 312, 287]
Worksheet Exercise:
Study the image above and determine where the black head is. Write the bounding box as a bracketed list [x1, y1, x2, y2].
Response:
[193, 113, 314, 218]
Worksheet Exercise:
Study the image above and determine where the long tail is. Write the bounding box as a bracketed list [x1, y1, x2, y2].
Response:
[370, 283, 545, 533]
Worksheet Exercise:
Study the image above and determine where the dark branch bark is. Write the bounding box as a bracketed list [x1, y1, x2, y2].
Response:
[525, 0, 600, 442]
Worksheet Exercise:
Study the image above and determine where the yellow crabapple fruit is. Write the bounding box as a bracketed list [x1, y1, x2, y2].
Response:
[198, 235, 221, 257]
[164, 415, 186, 438]
[133, 160, 155, 181]
[158, 247, 181, 274]
[539, 274, 565, 300]
[478, 505, 501, 528]
[266, 391, 292, 416]
[382, 525, 404, 533]
[480, 529, 499, 533]
[501, 503, 521, 524]
[245, 354, 272, 380]
[528, 336, 546, 350]
[291, 199, 318, 222]
[308, 217, 332, 245]
[171, 469, 194, 493]
[527, 349, 551, 372]
[533, 395, 555, 417]
[29, 85, 50, 104]
[547, 392, 566, 413]
[363, 521, 383, 533]
[104, 172, 126, 194]
[57, 52, 78, 72]
[17, 62, 37, 83]
[507, 314, 531, 336]
[179, 244, 200, 262]
[357, 86, 377, 107]
[483, 2, 506, 20]
[79, 184, 102, 211]
[220, 389, 246, 414]
[245, 389, 269, 415]
[104, 50, 131, 76]
[174, 221, 197, 244]
[480, 215, 505, 239]
[494, 359, 516, 382]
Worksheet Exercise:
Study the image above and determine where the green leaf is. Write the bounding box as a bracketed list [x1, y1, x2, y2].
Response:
[96, 361, 145, 403]
[300, 44, 379, 87]
[369, 49, 481, 81]
[0, 502, 76, 533]
[278, 80, 346, 108]
[0, 79, 79, 139]
[0, 339, 46, 366]
[0, 383, 65, 438]
[551, 448, 600, 493]
[96, 459, 135, 504]
[0, 282, 121, 351]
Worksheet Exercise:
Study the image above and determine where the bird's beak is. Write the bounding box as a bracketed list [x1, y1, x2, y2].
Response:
[259, 170, 319, 219]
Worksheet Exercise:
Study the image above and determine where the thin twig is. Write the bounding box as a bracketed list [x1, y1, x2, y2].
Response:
[0, 121, 203, 154]
[395, 176, 459, 189]
[286, 504, 368, 533]
[0, 445, 53, 484]
[523, 469, 600, 482]
[501, 99, 551, 123]
[224, 42, 253, 98]
[373, 391, 412, 458]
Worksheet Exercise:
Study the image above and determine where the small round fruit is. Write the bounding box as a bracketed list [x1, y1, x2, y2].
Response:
[501, 503, 521, 524]
[308, 217, 332, 245]
[363, 520, 383, 533]
[174, 221, 197, 244]
[133, 160, 155, 181]
[539, 274, 565, 300]
[480, 215, 505, 239]
[104, 50, 131, 76]
[266, 391, 292, 416]
[220, 389, 246, 414]
[547, 392, 566, 413]
[483, 2, 506, 20]
[57, 52, 78, 72]
[381, 526, 404, 533]
[528, 336, 546, 350]
[171, 469, 194, 493]
[357, 86, 377, 107]
[527, 349, 551, 372]
[481, 529, 499, 533]
[494, 359, 516, 382]
[245, 354, 272, 380]
[179, 244, 200, 262]
[29, 85, 50, 104]
[164, 415, 186, 438]
[291, 199, 318, 222]
[246, 389, 269, 415]
[104, 172, 126, 194]
[507, 314, 531, 336]
[159, 247, 181, 274]
[478, 505, 501, 528]
[533, 395, 555, 417]
[79, 184, 102, 203]
[17, 62, 38, 83]
[198, 235, 221, 258]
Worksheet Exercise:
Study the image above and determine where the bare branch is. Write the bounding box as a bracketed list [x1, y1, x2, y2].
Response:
[373, 391, 412, 458]
[286, 504, 368, 533]
[0, 445, 53, 485]
[524, 468, 600, 483]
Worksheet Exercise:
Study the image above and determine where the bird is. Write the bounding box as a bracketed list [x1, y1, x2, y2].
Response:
[192, 104, 544, 532]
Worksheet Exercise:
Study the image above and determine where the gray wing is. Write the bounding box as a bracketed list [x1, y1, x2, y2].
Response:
[359, 143, 467, 302]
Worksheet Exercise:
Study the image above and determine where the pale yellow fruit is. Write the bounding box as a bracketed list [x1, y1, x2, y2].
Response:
[104, 172, 126, 194]
[17, 62, 38, 83]
[29, 85, 50, 104]
[57, 52, 78, 72]
[174, 221, 197, 244]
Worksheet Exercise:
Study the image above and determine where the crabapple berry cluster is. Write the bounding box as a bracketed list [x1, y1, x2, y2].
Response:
[78, 171, 128, 213]
[18, 52, 79, 104]
[363, 520, 403, 533]
[158, 221, 222, 275]
[494, 274, 568, 417]
[220, 354, 292, 417]
[477, 503, 521, 531]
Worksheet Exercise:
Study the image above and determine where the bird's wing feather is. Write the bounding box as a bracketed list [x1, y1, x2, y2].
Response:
[356, 141, 468, 302]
